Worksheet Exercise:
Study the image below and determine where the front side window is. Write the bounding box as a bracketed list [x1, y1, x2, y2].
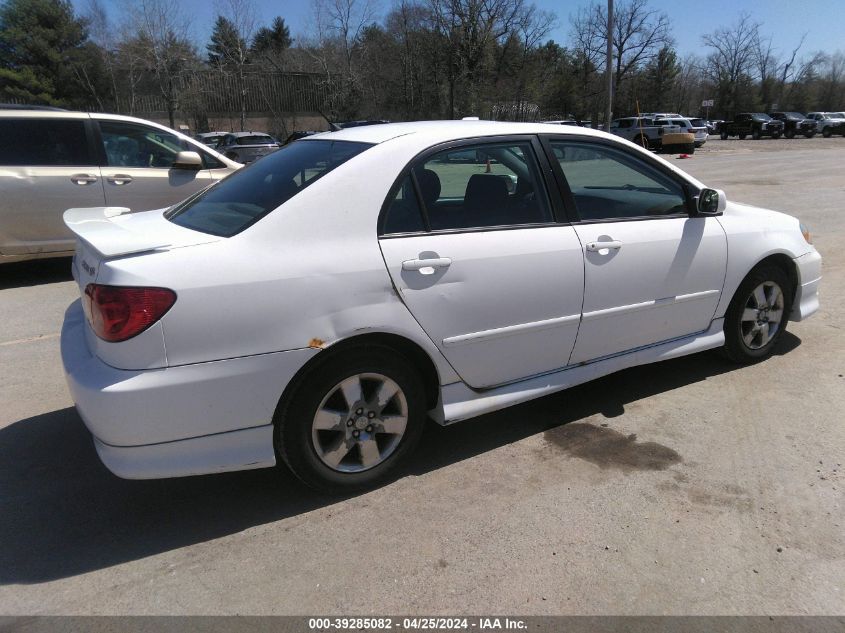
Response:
[167, 139, 371, 236]
[0, 118, 92, 166]
[396, 142, 552, 231]
[100, 121, 190, 168]
[551, 141, 688, 221]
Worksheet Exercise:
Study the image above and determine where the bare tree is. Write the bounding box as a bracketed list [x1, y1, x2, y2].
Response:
[212, 0, 257, 130]
[702, 12, 759, 115]
[570, 0, 671, 103]
[123, 0, 197, 127]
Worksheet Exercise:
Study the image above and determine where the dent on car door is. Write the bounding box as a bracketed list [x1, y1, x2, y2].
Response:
[97, 120, 213, 212]
[378, 138, 585, 389]
[546, 138, 727, 363]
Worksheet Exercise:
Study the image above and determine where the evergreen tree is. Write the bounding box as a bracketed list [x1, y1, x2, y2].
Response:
[207, 15, 245, 68]
[252, 17, 292, 56]
[0, 0, 89, 105]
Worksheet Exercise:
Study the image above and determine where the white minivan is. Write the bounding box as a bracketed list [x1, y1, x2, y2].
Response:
[0, 108, 241, 263]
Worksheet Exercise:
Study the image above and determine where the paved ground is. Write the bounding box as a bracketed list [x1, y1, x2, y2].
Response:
[0, 138, 843, 615]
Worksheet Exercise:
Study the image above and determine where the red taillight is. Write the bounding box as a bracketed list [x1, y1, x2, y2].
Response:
[84, 284, 176, 342]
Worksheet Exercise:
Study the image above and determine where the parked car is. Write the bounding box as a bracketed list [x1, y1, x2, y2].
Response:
[0, 109, 240, 264]
[654, 116, 708, 147]
[707, 120, 724, 135]
[332, 120, 390, 130]
[768, 112, 816, 138]
[805, 112, 845, 137]
[195, 131, 227, 148]
[609, 116, 680, 149]
[720, 113, 784, 139]
[61, 120, 821, 492]
[216, 132, 280, 163]
[542, 120, 582, 126]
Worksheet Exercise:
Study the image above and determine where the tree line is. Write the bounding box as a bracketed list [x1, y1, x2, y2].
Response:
[2, 0, 844, 135]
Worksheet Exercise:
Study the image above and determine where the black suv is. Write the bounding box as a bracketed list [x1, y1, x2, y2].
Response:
[769, 112, 817, 138]
[720, 113, 784, 139]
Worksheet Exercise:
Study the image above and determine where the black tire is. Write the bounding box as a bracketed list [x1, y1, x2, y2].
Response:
[771, 132, 782, 139]
[785, 129, 795, 139]
[275, 345, 427, 493]
[720, 131, 729, 140]
[823, 127, 832, 138]
[723, 263, 793, 364]
[751, 129, 761, 140]
[804, 131, 816, 138]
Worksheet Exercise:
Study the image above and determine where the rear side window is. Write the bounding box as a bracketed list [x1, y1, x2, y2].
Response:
[167, 140, 371, 236]
[0, 119, 93, 166]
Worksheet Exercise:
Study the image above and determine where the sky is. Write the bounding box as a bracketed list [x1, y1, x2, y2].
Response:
[71, 0, 843, 61]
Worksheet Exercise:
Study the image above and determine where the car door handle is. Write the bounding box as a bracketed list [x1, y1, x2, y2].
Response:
[402, 257, 452, 272]
[70, 173, 98, 185]
[585, 240, 623, 252]
[107, 174, 133, 185]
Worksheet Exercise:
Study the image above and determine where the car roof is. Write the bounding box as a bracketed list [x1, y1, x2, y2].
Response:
[303, 120, 608, 145]
[224, 131, 274, 137]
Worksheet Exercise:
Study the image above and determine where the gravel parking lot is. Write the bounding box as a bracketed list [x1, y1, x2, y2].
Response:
[0, 137, 842, 615]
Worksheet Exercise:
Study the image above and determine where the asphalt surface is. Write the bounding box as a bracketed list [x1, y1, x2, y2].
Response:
[0, 137, 843, 615]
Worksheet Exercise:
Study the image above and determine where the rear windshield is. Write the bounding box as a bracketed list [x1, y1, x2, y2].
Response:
[689, 118, 706, 127]
[167, 139, 371, 237]
[236, 135, 274, 145]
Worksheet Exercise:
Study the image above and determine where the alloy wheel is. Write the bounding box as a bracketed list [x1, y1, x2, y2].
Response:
[740, 281, 785, 350]
[311, 372, 408, 473]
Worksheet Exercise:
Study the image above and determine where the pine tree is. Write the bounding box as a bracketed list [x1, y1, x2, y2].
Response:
[252, 17, 292, 57]
[207, 15, 245, 68]
[0, 0, 89, 105]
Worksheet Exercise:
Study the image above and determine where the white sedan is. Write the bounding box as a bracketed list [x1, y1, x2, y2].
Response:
[60, 121, 822, 492]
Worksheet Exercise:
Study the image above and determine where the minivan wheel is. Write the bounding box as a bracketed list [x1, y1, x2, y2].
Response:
[723, 264, 792, 364]
[275, 346, 427, 493]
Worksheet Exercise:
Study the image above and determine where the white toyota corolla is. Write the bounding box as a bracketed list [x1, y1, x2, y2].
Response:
[61, 121, 822, 492]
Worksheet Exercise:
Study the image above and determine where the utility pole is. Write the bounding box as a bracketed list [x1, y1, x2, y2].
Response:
[605, 0, 614, 131]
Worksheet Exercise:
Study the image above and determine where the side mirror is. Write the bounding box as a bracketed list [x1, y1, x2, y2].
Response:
[696, 188, 726, 216]
[172, 151, 203, 170]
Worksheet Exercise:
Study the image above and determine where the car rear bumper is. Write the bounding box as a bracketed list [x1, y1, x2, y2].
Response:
[61, 300, 318, 478]
[790, 250, 822, 321]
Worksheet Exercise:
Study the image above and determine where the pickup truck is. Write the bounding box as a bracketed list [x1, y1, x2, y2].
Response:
[609, 117, 680, 149]
[806, 112, 845, 137]
[769, 112, 817, 138]
[719, 113, 784, 139]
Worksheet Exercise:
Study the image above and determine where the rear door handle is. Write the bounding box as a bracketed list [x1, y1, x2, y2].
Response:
[586, 240, 623, 252]
[402, 257, 452, 273]
[70, 173, 98, 185]
[107, 174, 133, 185]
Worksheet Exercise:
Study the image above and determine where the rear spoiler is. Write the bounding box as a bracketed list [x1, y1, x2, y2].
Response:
[64, 206, 220, 258]
[63, 207, 173, 258]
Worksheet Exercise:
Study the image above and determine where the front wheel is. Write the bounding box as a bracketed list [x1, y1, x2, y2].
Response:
[275, 346, 427, 493]
[723, 264, 793, 364]
[720, 131, 729, 140]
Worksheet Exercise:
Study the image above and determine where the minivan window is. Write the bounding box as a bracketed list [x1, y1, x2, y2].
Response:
[100, 120, 190, 168]
[0, 119, 93, 166]
[167, 140, 371, 237]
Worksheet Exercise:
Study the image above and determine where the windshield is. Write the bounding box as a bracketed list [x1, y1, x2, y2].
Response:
[167, 140, 371, 237]
[752, 113, 772, 121]
[689, 119, 706, 127]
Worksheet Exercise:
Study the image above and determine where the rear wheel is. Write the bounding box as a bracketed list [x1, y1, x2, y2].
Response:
[275, 346, 427, 493]
[723, 264, 793, 364]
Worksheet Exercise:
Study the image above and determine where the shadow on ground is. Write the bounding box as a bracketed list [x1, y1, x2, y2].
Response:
[0, 258, 73, 290]
[0, 333, 800, 584]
